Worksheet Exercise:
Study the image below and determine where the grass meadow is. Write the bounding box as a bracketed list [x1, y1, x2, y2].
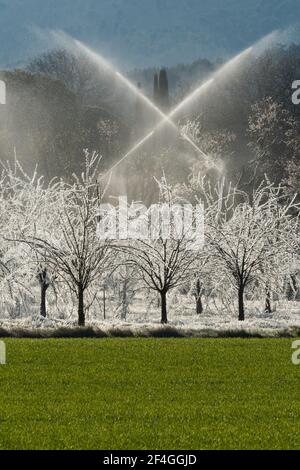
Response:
[0, 338, 299, 450]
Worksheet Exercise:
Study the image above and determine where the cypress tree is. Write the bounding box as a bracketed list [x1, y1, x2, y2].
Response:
[158, 69, 169, 110]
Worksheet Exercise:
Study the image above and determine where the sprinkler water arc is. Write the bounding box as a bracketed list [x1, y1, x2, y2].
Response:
[73, 39, 209, 160]
[51, 32, 252, 179]
[102, 46, 253, 179]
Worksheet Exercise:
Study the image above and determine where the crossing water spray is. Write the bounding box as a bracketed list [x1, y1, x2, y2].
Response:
[50, 30, 253, 177]
[104, 46, 253, 177]
[76, 41, 210, 160]
[51, 31, 208, 160]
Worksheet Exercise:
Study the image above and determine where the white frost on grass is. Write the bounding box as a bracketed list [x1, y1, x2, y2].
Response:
[0, 301, 299, 337]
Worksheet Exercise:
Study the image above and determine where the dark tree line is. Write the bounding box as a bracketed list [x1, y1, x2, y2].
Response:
[0, 68, 127, 180]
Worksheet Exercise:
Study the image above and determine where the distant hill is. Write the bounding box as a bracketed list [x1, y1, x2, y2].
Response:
[0, 0, 299, 68]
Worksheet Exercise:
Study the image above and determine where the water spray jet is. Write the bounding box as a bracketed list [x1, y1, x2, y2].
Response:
[78, 43, 210, 159]
[49, 30, 253, 179]
[50, 31, 212, 165]
[103, 46, 253, 178]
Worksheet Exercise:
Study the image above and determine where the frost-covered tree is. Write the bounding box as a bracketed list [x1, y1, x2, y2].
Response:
[115, 265, 138, 320]
[207, 180, 298, 320]
[0, 160, 51, 315]
[0, 167, 22, 310]
[248, 97, 300, 183]
[180, 119, 235, 170]
[18, 152, 112, 326]
[175, 172, 228, 315]
[119, 177, 200, 323]
[4, 158, 64, 318]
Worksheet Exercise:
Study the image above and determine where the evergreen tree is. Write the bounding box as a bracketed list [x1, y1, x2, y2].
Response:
[158, 69, 169, 110]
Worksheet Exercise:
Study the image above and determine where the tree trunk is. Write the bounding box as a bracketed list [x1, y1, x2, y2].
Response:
[161, 291, 168, 324]
[103, 285, 106, 321]
[78, 285, 85, 326]
[38, 268, 49, 318]
[40, 284, 48, 318]
[238, 285, 245, 321]
[265, 288, 272, 314]
[196, 279, 203, 314]
[287, 274, 298, 301]
[121, 278, 128, 320]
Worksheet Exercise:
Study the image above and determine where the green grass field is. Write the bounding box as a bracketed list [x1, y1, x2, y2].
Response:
[0, 338, 299, 450]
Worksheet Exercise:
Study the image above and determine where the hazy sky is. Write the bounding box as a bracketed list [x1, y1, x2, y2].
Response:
[0, 0, 299, 68]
